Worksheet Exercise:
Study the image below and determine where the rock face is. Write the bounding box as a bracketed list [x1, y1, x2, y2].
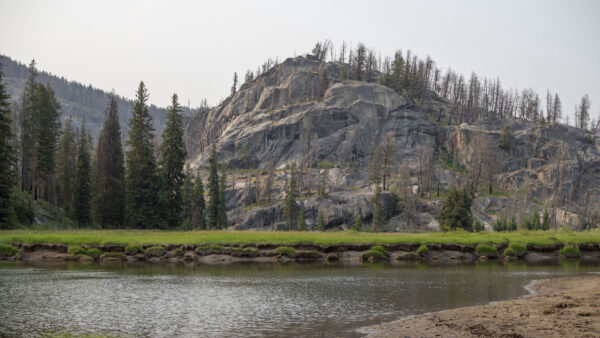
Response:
[185, 55, 600, 231]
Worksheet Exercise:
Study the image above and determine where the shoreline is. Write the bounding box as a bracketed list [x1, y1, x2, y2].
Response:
[1, 241, 600, 265]
[362, 275, 600, 337]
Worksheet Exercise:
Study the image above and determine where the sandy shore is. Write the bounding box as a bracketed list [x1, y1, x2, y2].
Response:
[363, 275, 600, 338]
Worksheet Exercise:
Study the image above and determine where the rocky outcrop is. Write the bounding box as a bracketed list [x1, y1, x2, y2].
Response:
[184, 55, 600, 230]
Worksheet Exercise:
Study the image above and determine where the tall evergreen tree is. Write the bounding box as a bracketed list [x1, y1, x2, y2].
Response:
[72, 122, 91, 227]
[231, 72, 238, 96]
[284, 163, 298, 231]
[370, 186, 386, 231]
[93, 95, 125, 228]
[181, 164, 194, 227]
[207, 143, 220, 228]
[20, 60, 38, 195]
[0, 62, 15, 227]
[34, 84, 61, 202]
[218, 166, 228, 228]
[159, 94, 186, 227]
[193, 169, 206, 229]
[436, 185, 473, 231]
[125, 82, 162, 228]
[55, 117, 76, 213]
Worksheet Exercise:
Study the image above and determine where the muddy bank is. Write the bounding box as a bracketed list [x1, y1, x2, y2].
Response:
[1, 242, 599, 265]
[363, 276, 600, 337]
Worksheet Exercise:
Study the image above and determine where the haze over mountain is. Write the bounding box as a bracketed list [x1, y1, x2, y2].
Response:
[0, 54, 192, 139]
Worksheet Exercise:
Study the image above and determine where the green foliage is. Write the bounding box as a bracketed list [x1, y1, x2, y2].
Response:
[55, 117, 76, 215]
[416, 244, 429, 256]
[192, 170, 207, 229]
[297, 207, 306, 231]
[508, 216, 518, 231]
[68, 245, 87, 256]
[93, 95, 125, 228]
[72, 122, 92, 227]
[276, 246, 296, 257]
[318, 212, 325, 231]
[145, 245, 166, 257]
[362, 245, 390, 262]
[542, 208, 550, 230]
[436, 185, 473, 231]
[0, 63, 15, 227]
[218, 166, 228, 228]
[159, 94, 186, 228]
[370, 245, 389, 256]
[353, 214, 362, 231]
[100, 252, 123, 259]
[125, 82, 162, 229]
[207, 144, 220, 228]
[473, 218, 484, 232]
[499, 124, 512, 150]
[0, 243, 17, 256]
[584, 134, 593, 145]
[284, 163, 298, 231]
[559, 245, 580, 258]
[504, 242, 527, 257]
[370, 186, 386, 231]
[369, 146, 382, 188]
[9, 188, 34, 226]
[174, 247, 184, 256]
[475, 244, 498, 257]
[125, 244, 140, 254]
[86, 247, 102, 258]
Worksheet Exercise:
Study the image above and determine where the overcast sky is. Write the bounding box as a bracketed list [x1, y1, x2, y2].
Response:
[1, 0, 599, 121]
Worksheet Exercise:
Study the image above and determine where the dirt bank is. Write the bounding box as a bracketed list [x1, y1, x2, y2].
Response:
[363, 276, 600, 337]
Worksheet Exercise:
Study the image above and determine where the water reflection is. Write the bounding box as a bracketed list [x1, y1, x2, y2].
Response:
[0, 261, 598, 337]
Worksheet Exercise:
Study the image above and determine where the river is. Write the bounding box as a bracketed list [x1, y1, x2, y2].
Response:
[1, 261, 598, 337]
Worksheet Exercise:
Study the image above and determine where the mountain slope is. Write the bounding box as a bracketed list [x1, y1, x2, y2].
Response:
[185, 55, 600, 231]
[1, 54, 191, 139]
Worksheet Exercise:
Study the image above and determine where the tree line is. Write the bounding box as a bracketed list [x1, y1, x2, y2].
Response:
[0, 60, 228, 229]
[306, 40, 599, 132]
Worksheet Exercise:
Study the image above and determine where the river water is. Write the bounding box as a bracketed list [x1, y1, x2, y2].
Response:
[1, 261, 598, 337]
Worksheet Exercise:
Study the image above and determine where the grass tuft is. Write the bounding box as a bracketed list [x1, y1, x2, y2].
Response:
[416, 244, 429, 256]
[475, 244, 498, 257]
[276, 246, 296, 257]
[559, 245, 580, 258]
[145, 246, 165, 257]
[0, 243, 18, 256]
[125, 245, 141, 254]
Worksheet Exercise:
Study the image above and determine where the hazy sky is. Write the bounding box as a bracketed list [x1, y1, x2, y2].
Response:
[1, 0, 599, 121]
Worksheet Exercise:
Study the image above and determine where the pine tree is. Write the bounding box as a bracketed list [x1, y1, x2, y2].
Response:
[93, 95, 125, 228]
[298, 207, 306, 231]
[218, 165, 228, 228]
[436, 185, 473, 231]
[72, 122, 91, 227]
[319, 69, 329, 98]
[181, 164, 194, 228]
[284, 163, 298, 231]
[193, 169, 206, 229]
[34, 84, 61, 202]
[318, 212, 325, 231]
[207, 143, 220, 228]
[231, 72, 238, 96]
[499, 124, 512, 150]
[125, 82, 162, 228]
[159, 94, 186, 228]
[20, 60, 38, 195]
[55, 117, 76, 214]
[0, 62, 15, 227]
[542, 208, 550, 230]
[353, 214, 362, 231]
[371, 186, 386, 231]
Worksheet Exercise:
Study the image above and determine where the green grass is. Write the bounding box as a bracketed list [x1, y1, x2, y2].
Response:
[1, 229, 599, 247]
[416, 244, 429, 256]
[100, 252, 123, 259]
[475, 244, 498, 257]
[125, 244, 141, 254]
[145, 246, 165, 257]
[276, 246, 296, 257]
[559, 245, 581, 258]
[362, 245, 390, 262]
[86, 248, 102, 258]
[0, 243, 18, 256]
[68, 245, 87, 256]
[504, 242, 527, 257]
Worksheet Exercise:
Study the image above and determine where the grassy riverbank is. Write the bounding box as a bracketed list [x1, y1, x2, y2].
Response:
[1, 229, 599, 246]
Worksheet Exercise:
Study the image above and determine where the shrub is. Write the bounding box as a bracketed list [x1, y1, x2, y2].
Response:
[504, 242, 527, 257]
[68, 245, 87, 256]
[370, 245, 389, 256]
[86, 248, 102, 258]
[100, 252, 123, 261]
[416, 244, 429, 256]
[174, 248, 184, 256]
[145, 246, 166, 257]
[0, 243, 18, 256]
[473, 219, 484, 232]
[475, 244, 498, 257]
[559, 245, 580, 258]
[276, 246, 296, 257]
[125, 245, 141, 254]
